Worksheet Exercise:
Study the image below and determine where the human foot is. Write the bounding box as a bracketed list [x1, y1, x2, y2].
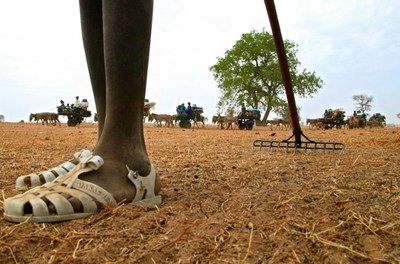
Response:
[4, 154, 161, 223]
[15, 149, 92, 190]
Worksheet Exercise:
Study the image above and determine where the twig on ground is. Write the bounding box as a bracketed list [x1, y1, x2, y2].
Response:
[352, 155, 360, 167]
[313, 234, 391, 263]
[5, 246, 18, 264]
[155, 220, 199, 251]
[291, 249, 301, 263]
[72, 238, 83, 259]
[198, 199, 209, 219]
[352, 212, 378, 236]
[241, 222, 254, 264]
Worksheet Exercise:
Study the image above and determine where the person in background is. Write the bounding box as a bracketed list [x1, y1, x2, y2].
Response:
[185, 102, 193, 116]
[177, 103, 186, 115]
[73, 96, 81, 108]
[81, 99, 89, 110]
[58, 100, 66, 112]
[323, 109, 329, 119]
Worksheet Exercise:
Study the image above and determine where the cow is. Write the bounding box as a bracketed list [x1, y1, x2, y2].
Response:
[148, 113, 174, 127]
[29, 112, 60, 126]
[212, 115, 225, 129]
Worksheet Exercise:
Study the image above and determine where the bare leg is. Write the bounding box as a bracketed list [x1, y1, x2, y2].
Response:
[79, 0, 106, 136]
[79, 0, 160, 203]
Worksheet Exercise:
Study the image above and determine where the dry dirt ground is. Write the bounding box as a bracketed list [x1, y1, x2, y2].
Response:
[0, 122, 399, 264]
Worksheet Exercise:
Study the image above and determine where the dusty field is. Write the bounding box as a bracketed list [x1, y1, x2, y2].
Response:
[0, 122, 399, 263]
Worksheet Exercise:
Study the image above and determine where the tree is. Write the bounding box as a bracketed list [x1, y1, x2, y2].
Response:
[397, 113, 400, 119]
[209, 29, 323, 124]
[352, 94, 373, 114]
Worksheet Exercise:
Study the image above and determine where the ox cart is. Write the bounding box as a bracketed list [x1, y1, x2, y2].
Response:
[367, 113, 386, 128]
[308, 109, 346, 129]
[58, 107, 91, 127]
[175, 104, 204, 128]
[347, 111, 367, 129]
[322, 108, 346, 129]
[237, 108, 261, 130]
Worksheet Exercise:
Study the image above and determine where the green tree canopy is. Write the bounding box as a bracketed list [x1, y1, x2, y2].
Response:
[352, 94, 373, 114]
[210, 29, 323, 123]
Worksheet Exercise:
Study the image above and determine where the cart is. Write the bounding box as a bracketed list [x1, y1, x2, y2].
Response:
[175, 104, 204, 128]
[237, 109, 261, 130]
[58, 108, 91, 127]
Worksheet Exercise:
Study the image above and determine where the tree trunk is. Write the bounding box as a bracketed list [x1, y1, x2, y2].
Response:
[260, 107, 272, 125]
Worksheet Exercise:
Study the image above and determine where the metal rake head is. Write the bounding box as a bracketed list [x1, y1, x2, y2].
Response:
[252, 139, 345, 154]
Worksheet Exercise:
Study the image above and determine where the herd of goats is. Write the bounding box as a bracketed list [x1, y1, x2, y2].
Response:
[27, 110, 386, 130]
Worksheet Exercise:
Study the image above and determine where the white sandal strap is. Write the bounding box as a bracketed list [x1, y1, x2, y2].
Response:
[73, 179, 116, 206]
[127, 164, 157, 202]
[15, 149, 93, 190]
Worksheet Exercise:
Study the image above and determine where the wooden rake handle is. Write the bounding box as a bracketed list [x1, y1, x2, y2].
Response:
[264, 0, 302, 144]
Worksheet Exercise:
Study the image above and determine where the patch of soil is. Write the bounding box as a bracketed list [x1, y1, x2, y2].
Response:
[0, 122, 399, 263]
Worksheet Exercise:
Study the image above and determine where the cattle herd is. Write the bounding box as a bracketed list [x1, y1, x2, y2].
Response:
[148, 113, 206, 128]
[146, 113, 290, 130]
[29, 112, 60, 126]
[27, 109, 386, 130]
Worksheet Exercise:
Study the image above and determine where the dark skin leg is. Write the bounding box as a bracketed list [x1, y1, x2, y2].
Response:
[78, 0, 160, 203]
[79, 0, 106, 136]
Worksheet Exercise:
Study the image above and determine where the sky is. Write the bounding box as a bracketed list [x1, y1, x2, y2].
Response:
[0, 0, 399, 125]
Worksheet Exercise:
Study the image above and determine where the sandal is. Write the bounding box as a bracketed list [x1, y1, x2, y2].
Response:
[15, 149, 92, 190]
[4, 155, 161, 223]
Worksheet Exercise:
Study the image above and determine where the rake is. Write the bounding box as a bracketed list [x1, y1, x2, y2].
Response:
[254, 0, 345, 154]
